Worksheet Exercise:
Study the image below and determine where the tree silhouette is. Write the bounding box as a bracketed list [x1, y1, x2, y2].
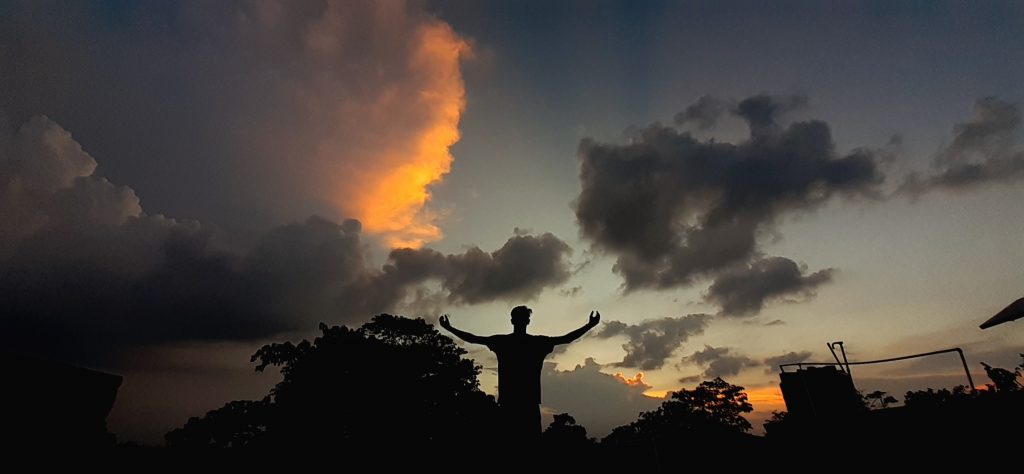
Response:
[981, 360, 1022, 392]
[165, 400, 269, 448]
[537, 413, 597, 468]
[903, 385, 973, 409]
[542, 413, 592, 446]
[762, 410, 789, 435]
[167, 315, 499, 449]
[603, 377, 753, 447]
[863, 390, 899, 409]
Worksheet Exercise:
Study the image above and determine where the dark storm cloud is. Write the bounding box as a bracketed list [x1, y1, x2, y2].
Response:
[594, 314, 711, 370]
[901, 97, 1024, 193]
[574, 93, 883, 307]
[683, 345, 756, 380]
[0, 116, 572, 362]
[705, 257, 834, 317]
[0, 0, 470, 242]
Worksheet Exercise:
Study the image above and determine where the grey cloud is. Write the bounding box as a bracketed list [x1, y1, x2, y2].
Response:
[672, 93, 808, 134]
[901, 97, 1024, 193]
[382, 232, 573, 305]
[940, 97, 1020, 164]
[673, 95, 729, 130]
[684, 345, 756, 379]
[688, 345, 731, 364]
[541, 358, 661, 437]
[682, 347, 816, 381]
[559, 286, 583, 297]
[734, 93, 808, 138]
[594, 314, 711, 370]
[705, 257, 835, 317]
[443, 233, 572, 304]
[0, 115, 147, 256]
[0, 116, 572, 362]
[763, 351, 814, 373]
[575, 93, 883, 294]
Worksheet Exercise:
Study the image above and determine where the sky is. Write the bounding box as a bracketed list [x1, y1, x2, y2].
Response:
[2, 0, 1023, 444]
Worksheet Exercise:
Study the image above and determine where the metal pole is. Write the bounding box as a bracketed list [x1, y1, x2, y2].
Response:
[955, 348, 977, 393]
[780, 347, 977, 391]
[827, 342, 845, 372]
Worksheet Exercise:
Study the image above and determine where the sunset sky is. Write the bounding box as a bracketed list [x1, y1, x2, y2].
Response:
[2, 0, 1023, 444]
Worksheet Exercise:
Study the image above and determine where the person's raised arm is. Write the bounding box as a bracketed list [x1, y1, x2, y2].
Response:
[438, 314, 489, 345]
[551, 311, 600, 345]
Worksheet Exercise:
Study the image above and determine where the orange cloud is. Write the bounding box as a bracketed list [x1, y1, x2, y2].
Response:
[335, 21, 470, 249]
[613, 371, 652, 389]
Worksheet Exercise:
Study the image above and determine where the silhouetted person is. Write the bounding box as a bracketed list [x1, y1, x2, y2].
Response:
[439, 305, 599, 443]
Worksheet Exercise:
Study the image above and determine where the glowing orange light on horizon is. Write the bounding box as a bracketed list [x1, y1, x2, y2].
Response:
[642, 389, 671, 399]
[745, 385, 786, 411]
[638, 384, 788, 407]
[341, 22, 470, 249]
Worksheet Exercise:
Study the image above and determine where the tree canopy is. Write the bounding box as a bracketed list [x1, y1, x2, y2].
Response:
[166, 315, 498, 449]
[602, 377, 754, 449]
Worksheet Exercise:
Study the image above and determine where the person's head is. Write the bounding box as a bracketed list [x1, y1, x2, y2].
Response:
[510, 305, 532, 329]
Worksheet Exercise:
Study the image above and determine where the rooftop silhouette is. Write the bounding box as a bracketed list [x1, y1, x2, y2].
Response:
[3, 351, 121, 449]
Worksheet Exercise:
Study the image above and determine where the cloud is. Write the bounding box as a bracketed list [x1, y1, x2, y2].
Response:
[381, 232, 574, 305]
[901, 97, 1024, 194]
[594, 314, 711, 370]
[0, 0, 471, 248]
[673, 95, 729, 130]
[682, 347, 816, 381]
[574, 93, 883, 294]
[705, 257, 834, 316]
[763, 351, 814, 373]
[683, 345, 757, 380]
[0, 116, 571, 362]
[673, 93, 808, 134]
[541, 358, 661, 437]
[559, 286, 583, 297]
[733, 93, 809, 138]
[611, 371, 651, 389]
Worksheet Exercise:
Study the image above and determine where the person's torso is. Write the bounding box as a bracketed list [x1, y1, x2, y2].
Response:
[488, 334, 554, 405]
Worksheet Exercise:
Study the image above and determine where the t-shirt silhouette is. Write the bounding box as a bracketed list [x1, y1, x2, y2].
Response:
[485, 334, 555, 405]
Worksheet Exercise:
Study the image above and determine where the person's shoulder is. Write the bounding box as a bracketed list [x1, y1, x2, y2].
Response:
[532, 334, 557, 345]
[485, 333, 508, 346]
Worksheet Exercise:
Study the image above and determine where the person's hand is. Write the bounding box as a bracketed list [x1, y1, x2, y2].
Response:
[588, 310, 600, 327]
[439, 314, 452, 330]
